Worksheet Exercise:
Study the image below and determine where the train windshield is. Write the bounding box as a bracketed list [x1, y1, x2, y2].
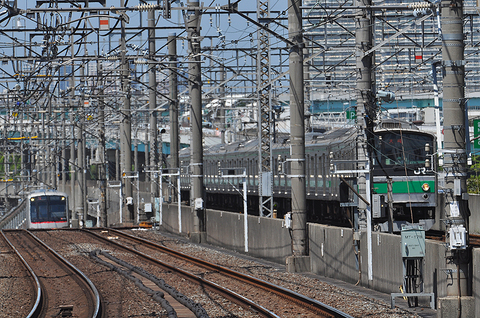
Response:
[30, 195, 67, 222]
[375, 132, 432, 167]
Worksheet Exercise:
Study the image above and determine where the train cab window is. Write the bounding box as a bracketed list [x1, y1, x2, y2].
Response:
[30, 195, 67, 222]
[376, 132, 431, 167]
[30, 205, 39, 222]
[38, 202, 49, 221]
[49, 196, 67, 221]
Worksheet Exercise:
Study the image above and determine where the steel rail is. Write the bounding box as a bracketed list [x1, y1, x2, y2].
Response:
[28, 229, 103, 317]
[84, 228, 279, 318]
[10, 229, 103, 318]
[94, 228, 352, 318]
[1, 230, 43, 318]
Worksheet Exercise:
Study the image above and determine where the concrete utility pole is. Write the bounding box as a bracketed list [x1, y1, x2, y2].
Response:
[149, 9, 159, 213]
[355, 0, 375, 282]
[40, 112, 45, 185]
[78, 61, 86, 226]
[69, 33, 76, 224]
[186, 0, 205, 243]
[219, 66, 226, 144]
[120, 0, 133, 223]
[98, 63, 107, 227]
[286, 0, 310, 273]
[439, 0, 473, 314]
[168, 33, 179, 197]
[70, 112, 76, 224]
[61, 112, 67, 191]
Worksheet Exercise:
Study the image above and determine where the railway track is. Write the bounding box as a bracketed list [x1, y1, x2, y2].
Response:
[36, 229, 274, 317]
[85, 228, 290, 317]
[28, 228, 419, 317]
[89, 228, 352, 318]
[0, 230, 40, 318]
[3, 229, 102, 318]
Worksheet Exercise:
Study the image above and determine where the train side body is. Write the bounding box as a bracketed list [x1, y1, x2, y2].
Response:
[174, 126, 437, 232]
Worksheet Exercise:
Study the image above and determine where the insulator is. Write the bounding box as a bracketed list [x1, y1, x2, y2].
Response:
[413, 8, 431, 17]
[135, 4, 159, 12]
[408, 2, 431, 10]
[134, 59, 147, 64]
[425, 158, 431, 169]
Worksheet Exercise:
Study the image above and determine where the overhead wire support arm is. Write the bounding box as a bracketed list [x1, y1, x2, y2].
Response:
[220, 1, 295, 48]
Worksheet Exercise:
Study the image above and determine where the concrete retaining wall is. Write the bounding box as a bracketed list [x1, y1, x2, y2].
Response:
[308, 223, 448, 297]
[161, 206, 292, 264]
[469, 194, 480, 234]
[205, 209, 291, 263]
[474, 248, 480, 315]
[161, 203, 195, 235]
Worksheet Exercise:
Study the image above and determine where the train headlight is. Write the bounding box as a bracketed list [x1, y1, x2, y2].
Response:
[30, 198, 35, 202]
[61, 197, 65, 201]
[422, 183, 430, 192]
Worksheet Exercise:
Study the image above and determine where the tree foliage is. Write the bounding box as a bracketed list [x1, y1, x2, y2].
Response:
[467, 155, 480, 194]
[0, 153, 21, 180]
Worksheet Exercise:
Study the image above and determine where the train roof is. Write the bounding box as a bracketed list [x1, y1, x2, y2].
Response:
[28, 189, 68, 198]
[176, 125, 433, 159]
[192, 127, 358, 156]
[374, 127, 435, 138]
[375, 118, 420, 131]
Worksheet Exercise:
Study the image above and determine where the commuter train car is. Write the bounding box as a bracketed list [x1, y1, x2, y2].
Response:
[371, 123, 437, 231]
[175, 123, 437, 232]
[0, 189, 69, 230]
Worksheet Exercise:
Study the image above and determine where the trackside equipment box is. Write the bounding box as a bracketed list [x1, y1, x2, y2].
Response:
[401, 224, 425, 258]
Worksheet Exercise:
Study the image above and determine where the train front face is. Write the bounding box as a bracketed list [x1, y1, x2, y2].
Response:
[29, 194, 69, 229]
[372, 130, 436, 232]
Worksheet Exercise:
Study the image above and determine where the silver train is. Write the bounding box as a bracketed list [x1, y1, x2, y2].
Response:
[0, 189, 69, 230]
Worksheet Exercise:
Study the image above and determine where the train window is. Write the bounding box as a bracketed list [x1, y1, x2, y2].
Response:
[376, 132, 432, 166]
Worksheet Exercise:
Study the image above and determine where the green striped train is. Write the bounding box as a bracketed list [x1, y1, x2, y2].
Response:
[371, 125, 436, 232]
[176, 121, 437, 232]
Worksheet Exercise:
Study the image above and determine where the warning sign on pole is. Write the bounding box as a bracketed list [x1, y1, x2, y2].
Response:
[99, 16, 109, 31]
